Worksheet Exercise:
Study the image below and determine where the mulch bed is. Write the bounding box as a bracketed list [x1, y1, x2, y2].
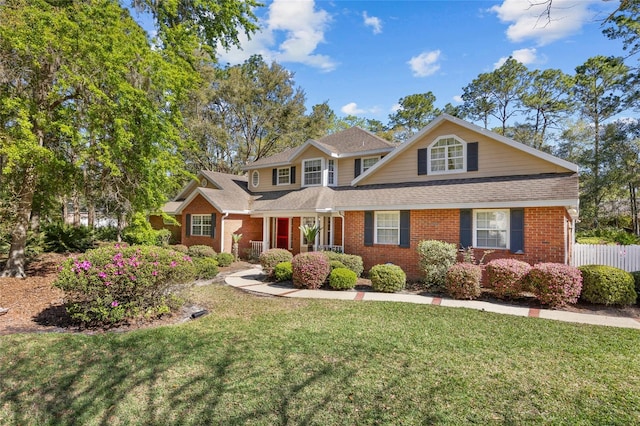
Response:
[0, 254, 638, 335]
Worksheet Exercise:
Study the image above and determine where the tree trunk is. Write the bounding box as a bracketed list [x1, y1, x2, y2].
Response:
[72, 191, 81, 227]
[630, 182, 639, 236]
[1, 169, 37, 278]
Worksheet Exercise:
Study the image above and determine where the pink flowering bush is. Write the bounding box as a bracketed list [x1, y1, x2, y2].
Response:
[528, 263, 582, 308]
[291, 252, 330, 289]
[485, 258, 531, 299]
[445, 263, 482, 300]
[54, 244, 196, 326]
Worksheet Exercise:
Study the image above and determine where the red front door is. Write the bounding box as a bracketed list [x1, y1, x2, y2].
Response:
[276, 218, 289, 249]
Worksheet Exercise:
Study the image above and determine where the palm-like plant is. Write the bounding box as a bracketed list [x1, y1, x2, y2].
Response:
[232, 233, 242, 261]
[299, 224, 321, 252]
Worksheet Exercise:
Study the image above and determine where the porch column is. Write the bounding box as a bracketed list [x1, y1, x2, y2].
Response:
[262, 217, 270, 252]
[330, 216, 335, 246]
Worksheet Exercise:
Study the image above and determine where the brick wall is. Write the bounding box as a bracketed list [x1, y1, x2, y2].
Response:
[223, 214, 263, 258]
[344, 207, 570, 281]
[149, 214, 182, 244]
[181, 194, 222, 251]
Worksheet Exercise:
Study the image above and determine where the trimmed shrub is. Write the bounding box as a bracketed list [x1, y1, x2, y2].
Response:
[292, 252, 330, 289]
[445, 263, 482, 300]
[43, 223, 95, 253]
[323, 251, 364, 277]
[187, 244, 216, 258]
[632, 271, 640, 304]
[122, 213, 171, 246]
[216, 252, 234, 267]
[170, 244, 189, 253]
[528, 263, 582, 308]
[330, 260, 347, 270]
[329, 268, 357, 290]
[369, 264, 406, 293]
[274, 261, 293, 282]
[417, 240, 457, 289]
[54, 244, 196, 326]
[485, 258, 531, 299]
[579, 265, 637, 306]
[259, 248, 293, 277]
[194, 257, 219, 280]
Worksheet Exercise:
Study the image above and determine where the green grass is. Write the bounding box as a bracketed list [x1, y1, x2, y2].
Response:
[2, 284, 640, 425]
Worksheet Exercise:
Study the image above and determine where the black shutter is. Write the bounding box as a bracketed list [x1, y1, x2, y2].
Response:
[272, 168, 277, 185]
[510, 209, 524, 253]
[417, 148, 428, 175]
[354, 159, 362, 178]
[211, 213, 217, 239]
[399, 210, 410, 248]
[290, 166, 296, 184]
[460, 209, 472, 249]
[467, 142, 479, 172]
[185, 214, 191, 237]
[364, 211, 374, 246]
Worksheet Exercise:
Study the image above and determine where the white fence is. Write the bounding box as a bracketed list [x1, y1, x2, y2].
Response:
[572, 244, 640, 272]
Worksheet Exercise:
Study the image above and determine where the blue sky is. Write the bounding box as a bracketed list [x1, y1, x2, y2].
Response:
[135, 1, 626, 123]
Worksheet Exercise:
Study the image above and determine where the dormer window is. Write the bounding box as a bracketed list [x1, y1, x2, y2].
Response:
[277, 167, 290, 185]
[303, 158, 322, 186]
[362, 156, 380, 173]
[430, 137, 464, 173]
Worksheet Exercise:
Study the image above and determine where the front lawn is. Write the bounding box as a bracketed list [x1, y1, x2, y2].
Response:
[1, 283, 639, 425]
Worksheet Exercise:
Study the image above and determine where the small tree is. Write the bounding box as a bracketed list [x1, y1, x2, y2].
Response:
[300, 224, 321, 252]
[232, 233, 242, 261]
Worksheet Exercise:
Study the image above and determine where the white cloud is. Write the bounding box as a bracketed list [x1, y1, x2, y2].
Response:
[341, 102, 366, 115]
[363, 11, 382, 34]
[390, 103, 401, 113]
[494, 47, 538, 69]
[407, 50, 441, 77]
[217, 0, 337, 72]
[452, 95, 463, 103]
[490, 0, 600, 45]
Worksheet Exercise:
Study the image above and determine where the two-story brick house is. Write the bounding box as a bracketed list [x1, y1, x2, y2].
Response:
[152, 114, 579, 280]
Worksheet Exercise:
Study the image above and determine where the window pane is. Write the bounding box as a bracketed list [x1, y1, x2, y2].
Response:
[475, 211, 507, 248]
[362, 157, 379, 172]
[304, 160, 322, 185]
[278, 168, 290, 185]
[377, 229, 398, 245]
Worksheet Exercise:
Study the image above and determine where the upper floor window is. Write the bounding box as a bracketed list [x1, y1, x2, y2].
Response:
[277, 167, 290, 185]
[303, 158, 322, 186]
[362, 156, 380, 174]
[327, 159, 336, 186]
[429, 137, 465, 174]
[251, 171, 259, 188]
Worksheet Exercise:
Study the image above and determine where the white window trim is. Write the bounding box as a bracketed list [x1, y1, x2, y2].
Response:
[361, 156, 380, 174]
[302, 158, 323, 187]
[251, 170, 259, 188]
[191, 214, 212, 237]
[374, 211, 400, 245]
[473, 209, 510, 249]
[327, 159, 337, 187]
[277, 167, 291, 186]
[427, 135, 467, 175]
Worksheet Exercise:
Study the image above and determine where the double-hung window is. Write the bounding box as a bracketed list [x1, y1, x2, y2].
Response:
[327, 159, 336, 186]
[303, 158, 322, 186]
[474, 210, 508, 249]
[375, 211, 400, 245]
[429, 137, 464, 173]
[362, 156, 379, 174]
[277, 167, 290, 185]
[191, 215, 212, 236]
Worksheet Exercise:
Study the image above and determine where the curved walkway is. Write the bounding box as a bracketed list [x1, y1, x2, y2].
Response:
[225, 266, 640, 330]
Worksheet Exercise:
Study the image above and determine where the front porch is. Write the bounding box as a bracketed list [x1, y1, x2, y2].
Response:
[250, 213, 344, 257]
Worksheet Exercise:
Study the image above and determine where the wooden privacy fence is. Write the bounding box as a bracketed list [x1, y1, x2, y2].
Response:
[571, 244, 640, 272]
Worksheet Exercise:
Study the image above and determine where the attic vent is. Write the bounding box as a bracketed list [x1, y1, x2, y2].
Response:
[200, 178, 208, 188]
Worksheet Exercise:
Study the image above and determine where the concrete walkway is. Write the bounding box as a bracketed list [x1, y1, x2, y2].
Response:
[225, 266, 640, 330]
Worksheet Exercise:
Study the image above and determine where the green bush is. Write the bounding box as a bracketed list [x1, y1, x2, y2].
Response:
[194, 257, 219, 280]
[445, 263, 482, 300]
[94, 226, 118, 242]
[43, 223, 95, 253]
[579, 265, 637, 306]
[292, 252, 330, 289]
[528, 263, 582, 308]
[54, 244, 195, 326]
[216, 252, 234, 267]
[274, 261, 293, 282]
[632, 271, 640, 304]
[259, 248, 293, 278]
[187, 244, 216, 258]
[122, 213, 171, 246]
[417, 240, 457, 290]
[329, 267, 357, 290]
[485, 258, 531, 299]
[170, 244, 189, 253]
[323, 251, 364, 277]
[576, 227, 640, 245]
[330, 260, 347, 270]
[369, 264, 406, 293]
